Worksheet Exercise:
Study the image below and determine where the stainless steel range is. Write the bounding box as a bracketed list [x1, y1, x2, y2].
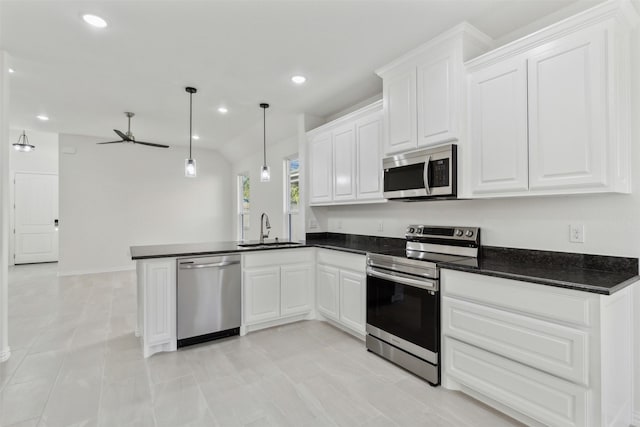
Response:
[365, 225, 480, 385]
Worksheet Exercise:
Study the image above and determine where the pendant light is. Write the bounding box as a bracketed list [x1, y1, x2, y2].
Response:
[259, 103, 270, 182]
[13, 130, 35, 152]
[185, 86, 197, 177]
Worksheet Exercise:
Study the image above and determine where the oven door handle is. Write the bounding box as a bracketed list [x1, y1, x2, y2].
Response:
[423, 155, 431, 195]
[367, 267, 438, 291]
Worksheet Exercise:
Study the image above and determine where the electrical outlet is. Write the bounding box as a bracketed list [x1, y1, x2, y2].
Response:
[309, 219, 318, 229]
[377, 221, 384, 232]
[569, 224, 585, 243]
[337, 220, 342, 230]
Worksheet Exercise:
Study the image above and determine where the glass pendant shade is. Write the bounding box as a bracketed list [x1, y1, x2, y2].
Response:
[260, 165, 271, 182]
[13, 130, 35, 152]
[185, 158, 197, 177]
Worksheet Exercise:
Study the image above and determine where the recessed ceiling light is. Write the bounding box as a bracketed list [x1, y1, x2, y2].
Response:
[8, 68, 14, 74]
[82, 14, 108, 28]
[291, 75, 306, 85]
[192, 135, 200, 140]
[217, 107, 228, 114]
[36, 115, 49, 121]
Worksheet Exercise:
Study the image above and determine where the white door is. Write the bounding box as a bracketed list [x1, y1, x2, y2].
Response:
[339, 270, 365, 333]
[527, 28, 607, 191]
[332, 124, 356, 201]
[383, 69, 417, 155]
[281, 263, 312, 317]
[417, 53, 456, 147]
[14, 172, 58, 264]
[356, 112, 383, 200]
[243, 267, 280, 324]
[316, 264, 339, 320]
[469, 57, 529, 196]
[308, 132, 333, 204]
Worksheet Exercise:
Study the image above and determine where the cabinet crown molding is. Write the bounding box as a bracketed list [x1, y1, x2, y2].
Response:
[375, 21, 493, 77]
[306, 99, 382, 137]
[466, 0, 639, 70]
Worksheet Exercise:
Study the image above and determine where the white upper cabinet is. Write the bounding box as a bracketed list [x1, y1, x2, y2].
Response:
[307, 101, 385, 206]
[527, 29, 607, 191]
[308, 131, 333, 204]
[384, 70, 417, 154]
[332, 124, 356, 201]
[376, 23, 493, 157]
[417, 53, 456, 147]
[467, 2, 637, 197]
[469, 57, 529, 194]
[356, 112, 383, 200]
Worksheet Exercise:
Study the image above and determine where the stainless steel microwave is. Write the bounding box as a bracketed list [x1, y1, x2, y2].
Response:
[382, 144, 457, 200]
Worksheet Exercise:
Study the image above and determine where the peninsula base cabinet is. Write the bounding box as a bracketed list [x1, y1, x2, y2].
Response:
[441, 269, 635, 427]
[316, 249, 366, 336]
[136, 258, 177, 359]
[242, 248, 314, 334]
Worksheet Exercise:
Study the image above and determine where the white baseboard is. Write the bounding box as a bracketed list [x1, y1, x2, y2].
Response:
[633, 410, 640, 427]
[0, 346, 11, 363]
[57, 265, 135, 276]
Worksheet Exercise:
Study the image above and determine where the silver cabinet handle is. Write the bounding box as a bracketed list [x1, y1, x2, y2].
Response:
[423, 155, 431, 195]
[367, 267, 437, 291]
[179, 261, 240, 269]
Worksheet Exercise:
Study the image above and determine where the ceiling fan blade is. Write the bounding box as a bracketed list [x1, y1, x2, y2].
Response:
[114, 129, 131, 141]
[134, 141, 170, 148]
[97, 140, 125, 144]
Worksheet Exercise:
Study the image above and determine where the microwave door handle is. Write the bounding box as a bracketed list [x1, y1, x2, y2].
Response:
[423, 155, 431, 195]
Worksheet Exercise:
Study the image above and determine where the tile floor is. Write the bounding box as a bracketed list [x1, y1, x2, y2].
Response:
[0, 263, 522, 426]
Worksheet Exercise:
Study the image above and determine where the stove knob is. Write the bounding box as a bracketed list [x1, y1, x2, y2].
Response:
[465, 230, 474, 237]
[409, 227, 415, 234]
[455, 229, 463, 237]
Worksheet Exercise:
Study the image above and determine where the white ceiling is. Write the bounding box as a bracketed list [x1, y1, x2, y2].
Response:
[1, 0, 600, 162]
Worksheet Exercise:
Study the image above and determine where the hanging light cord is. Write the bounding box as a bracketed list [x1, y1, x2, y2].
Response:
[189, 91, 193, 159]
[263, 107, 266, 166]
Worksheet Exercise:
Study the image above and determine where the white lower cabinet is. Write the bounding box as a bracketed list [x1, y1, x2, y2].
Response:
[242, 249, 314, 332]
[441, 269, 635, 427]
[136, 258, 177, 358]
[316, 249, 366, 336]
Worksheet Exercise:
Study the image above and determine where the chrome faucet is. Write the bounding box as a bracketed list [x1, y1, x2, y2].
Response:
[260, 212, 271, 243]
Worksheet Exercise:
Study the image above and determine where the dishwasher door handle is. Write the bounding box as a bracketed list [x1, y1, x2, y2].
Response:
[179, 260, 240, 269]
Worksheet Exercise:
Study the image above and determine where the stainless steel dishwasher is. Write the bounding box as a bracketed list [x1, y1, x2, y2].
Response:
[177, 254, 241, 348]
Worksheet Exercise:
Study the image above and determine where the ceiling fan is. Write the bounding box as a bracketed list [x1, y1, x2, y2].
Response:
[97, 112, 169, 148]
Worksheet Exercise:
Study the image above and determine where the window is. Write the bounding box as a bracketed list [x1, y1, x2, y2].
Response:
[238, 173, 250, 240]
[284, 157, 299, 241]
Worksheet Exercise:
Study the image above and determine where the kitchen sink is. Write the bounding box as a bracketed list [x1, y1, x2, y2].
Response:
[237, 241, 302, 248]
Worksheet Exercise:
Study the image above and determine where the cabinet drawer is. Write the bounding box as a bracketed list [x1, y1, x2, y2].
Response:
[445, 338, 588, 427]
[316, 249, 365, 272]
[441, 270, 596, 327]
[443, 296, 589, 385]
[243, 248, 313, 268]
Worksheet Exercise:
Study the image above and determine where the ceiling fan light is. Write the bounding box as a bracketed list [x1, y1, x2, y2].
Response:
[260, 165, 271, 182]
[185, 158, 197, 178]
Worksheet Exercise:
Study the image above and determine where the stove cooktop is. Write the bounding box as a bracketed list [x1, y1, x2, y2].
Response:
[375, 247, 471, 264]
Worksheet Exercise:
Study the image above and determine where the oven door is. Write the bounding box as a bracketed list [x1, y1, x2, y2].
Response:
[366, 266, 439, 364]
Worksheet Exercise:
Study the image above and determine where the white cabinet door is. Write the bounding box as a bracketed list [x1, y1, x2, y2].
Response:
[317, 264, 339, 320]
[244, 267, 280, 324]
[383, 69, 417, 154]
[528, 29, 607, 191]
[339, 270, 365, 333]
[356, 112, 383, 200]
[417, 54, 456, 147]
[332, 125, 356, 201]
[281, 263, 313, 317]
[469, 57, 529, 195]
[143, 259, 176, 348]
[308, 132, 333, 204]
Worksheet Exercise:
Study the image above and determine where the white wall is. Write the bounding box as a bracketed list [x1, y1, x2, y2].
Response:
[58, 133, 233, 275]
[0, 51, 11, 362]
[230, 134, 300, 242]
[8, 128, 58, 265]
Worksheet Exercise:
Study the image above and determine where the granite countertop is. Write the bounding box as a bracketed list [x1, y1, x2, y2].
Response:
[131, 233, 639, 295]
[440, 246, 639, 295]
